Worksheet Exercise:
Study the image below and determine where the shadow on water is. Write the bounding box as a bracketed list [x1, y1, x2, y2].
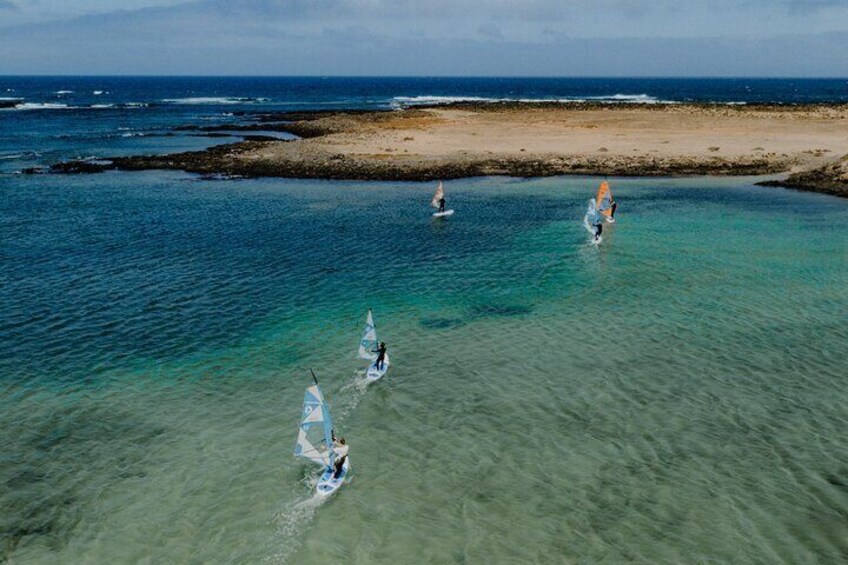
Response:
[418, 303, 533, 331]
[419, 317, 466, 330]
[468, 303, 534, 319]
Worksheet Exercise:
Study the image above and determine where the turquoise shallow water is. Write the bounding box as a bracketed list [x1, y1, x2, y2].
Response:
[1, 173, 847, 563]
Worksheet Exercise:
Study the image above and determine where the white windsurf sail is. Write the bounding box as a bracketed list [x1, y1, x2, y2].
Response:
[358, 309, 378, 361]
[431, 181, 444, 209]
[586, 197, 600, 221]
[294, 383, 333, 467]
[583, 198, 600, 234]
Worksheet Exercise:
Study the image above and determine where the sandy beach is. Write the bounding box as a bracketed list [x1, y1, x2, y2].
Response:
[53, 102, 848, 196]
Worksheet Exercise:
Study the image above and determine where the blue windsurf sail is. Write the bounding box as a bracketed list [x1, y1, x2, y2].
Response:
[294, 383, 334, 467]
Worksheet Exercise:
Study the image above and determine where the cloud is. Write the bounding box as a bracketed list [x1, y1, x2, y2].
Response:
[784, 0, 847, 14]
[0, 0, 20, 11]
[0, 0, 846, 74]
[478, 22, 504, 41]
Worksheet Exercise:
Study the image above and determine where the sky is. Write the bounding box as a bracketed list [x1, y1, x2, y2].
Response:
[0, 0, 846, 76]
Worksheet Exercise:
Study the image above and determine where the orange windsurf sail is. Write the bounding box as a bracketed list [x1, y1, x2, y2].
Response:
[595, 181, 613, 217]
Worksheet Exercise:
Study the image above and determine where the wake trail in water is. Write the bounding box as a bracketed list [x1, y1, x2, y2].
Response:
[268, 484, 328, 564]
[336, 370, 373, 419]
[267, 369, 370, 561]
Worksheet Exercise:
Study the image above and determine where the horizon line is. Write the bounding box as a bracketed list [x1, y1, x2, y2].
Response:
[2, 74, 848, 80]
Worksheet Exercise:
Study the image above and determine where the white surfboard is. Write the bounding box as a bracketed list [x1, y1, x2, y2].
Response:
[366, 354, 390, 381]
[432, 209, 454, 217]
[316, 457, 351, 496]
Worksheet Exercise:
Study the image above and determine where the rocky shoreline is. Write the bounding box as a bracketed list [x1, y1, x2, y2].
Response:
[755, 154, 848, 198]
[47, 102, 848, 196]
[49, 143, 789, 180]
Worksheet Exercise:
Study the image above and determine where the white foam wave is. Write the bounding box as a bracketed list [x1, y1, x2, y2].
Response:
[6, 102, 71, 110]
[55, 90, 74, 95]
[391, 93, 680, 107]
[585, 93, 664, 103]
[123, 102, 148, 108]
[392, 95, 496, 105]
[80, 157, 114, 166]
[93, 90, 105, 95]
[161, 96, 269, 105]
[4, 102, 124, 111]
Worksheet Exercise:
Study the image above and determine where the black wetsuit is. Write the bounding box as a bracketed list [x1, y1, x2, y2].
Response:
[438, 197, 446, 213]
[594, 223, 603, 239]
[373, 345, 387, 370]
[333, 455, 347, 479]
[610, 202, 617, 218]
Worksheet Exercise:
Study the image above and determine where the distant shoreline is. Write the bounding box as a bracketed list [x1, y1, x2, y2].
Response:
[50, 101, 848, 197]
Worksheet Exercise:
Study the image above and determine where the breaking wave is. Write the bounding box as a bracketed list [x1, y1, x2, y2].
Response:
[390, 93, 682, 107]
[161, 96, 270, 105]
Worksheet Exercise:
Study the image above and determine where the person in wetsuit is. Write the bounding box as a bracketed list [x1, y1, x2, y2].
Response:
[594, 222, 603, 241]
[372, 341, 387, 370]
[331, 434, 349, 479]
[438, 196, 446, 213]
[610, 199, 618, 219]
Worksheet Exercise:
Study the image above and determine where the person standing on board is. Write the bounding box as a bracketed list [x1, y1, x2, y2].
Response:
[610, 198, 618, 220]
[372, 341, 387, 370]
[331, 434, 349, 479]
[438, 196, 446, 213]
[594, 221, 603, 241]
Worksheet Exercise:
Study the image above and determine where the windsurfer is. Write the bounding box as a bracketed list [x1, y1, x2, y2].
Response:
[438, 196, 446, 213]
[594, 222, 603, 241]
[331, 435, 349, 479]
[372, 341, 387, 370]
[610, 199, 617, 219]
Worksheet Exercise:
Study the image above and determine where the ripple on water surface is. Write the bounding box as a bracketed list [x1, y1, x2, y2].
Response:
[1, 174, 847, 563]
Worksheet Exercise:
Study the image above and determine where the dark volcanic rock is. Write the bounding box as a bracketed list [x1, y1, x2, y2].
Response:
[21, 167, 48, 175]
[757, 154, 848, 197]
[50, 141, 791, 183]
[45, 103, 847, 197]
[50, 160, 115, 174]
